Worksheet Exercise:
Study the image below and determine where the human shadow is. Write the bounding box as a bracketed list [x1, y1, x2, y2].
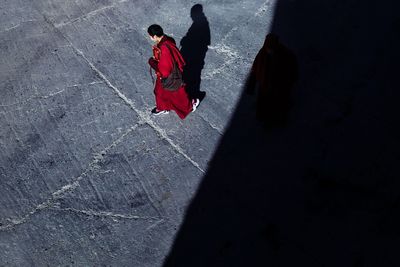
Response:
[180, 4, 210, 101]
[164, 0, 400, 266]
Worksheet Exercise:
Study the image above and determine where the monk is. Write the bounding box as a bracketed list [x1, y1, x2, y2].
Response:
[247, 33, 298, 127]
[147, 24, 199, 119]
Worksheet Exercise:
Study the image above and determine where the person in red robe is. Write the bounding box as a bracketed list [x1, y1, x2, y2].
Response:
[147, 24, 199, 119]
[246, 33, 298, 127]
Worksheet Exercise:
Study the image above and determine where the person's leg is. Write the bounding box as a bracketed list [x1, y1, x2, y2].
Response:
[154, 81, 171, 112]
[169, 86, 195, 119]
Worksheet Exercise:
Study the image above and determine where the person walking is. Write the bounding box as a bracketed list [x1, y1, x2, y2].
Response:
[147, 24, 199, 119]
[247, 33, 298, 127]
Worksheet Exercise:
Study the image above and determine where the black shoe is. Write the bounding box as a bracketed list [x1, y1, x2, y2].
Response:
[151, 107, 169, 115]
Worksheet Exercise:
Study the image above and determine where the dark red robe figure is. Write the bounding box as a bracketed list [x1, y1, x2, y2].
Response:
[148, 36, 193, 119]
[247, 34, 298, 127]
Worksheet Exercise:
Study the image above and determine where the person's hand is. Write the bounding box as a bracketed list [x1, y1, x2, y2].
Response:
[148, 57, 159, 71]
[148, 57, 156, 64]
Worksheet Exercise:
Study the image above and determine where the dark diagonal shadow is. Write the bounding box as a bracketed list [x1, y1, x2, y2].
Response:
[164, 0, 400, 266]
[180, 4, 210, 101]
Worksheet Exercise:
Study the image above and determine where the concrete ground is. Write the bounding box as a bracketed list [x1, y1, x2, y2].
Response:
[1, 0, 400, 266]
[0, 0, 273, 266]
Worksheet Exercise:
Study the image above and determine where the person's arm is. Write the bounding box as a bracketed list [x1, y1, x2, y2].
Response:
[148, 57, 159, 71]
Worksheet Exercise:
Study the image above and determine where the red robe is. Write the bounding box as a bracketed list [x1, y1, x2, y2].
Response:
[149, 36, 193, 119]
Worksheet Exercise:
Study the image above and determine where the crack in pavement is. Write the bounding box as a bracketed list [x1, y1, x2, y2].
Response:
[50, 207, 162, 221]
[44, 15, 205, 174]
[42, 5, 225, 142]
[203, 0, 276, 80]
[0, 123, 143, 231]
[145, 218, 166, 231]
[54, 0, 130, 28]
[0, 20, 38, 34]
[203, 43, 245, 80]
[1, 13, 206, 232]
[197, 113, 224, 135]
[0, 81, 103, 108]
[61, 30, 205, 175]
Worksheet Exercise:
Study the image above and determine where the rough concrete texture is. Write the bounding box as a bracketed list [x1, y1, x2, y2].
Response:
[1, 0, 400, 266]
[0, 0, 274, 266]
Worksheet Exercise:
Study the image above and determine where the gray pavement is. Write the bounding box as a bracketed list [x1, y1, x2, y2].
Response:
[2, 0, 400, 266]
[0, 0, 274, 266]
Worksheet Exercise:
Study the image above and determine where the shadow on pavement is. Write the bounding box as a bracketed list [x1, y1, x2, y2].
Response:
[165, 0, 400, 266]
[180, 4, 210, 101]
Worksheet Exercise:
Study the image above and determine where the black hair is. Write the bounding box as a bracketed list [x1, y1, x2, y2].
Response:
[147, 24, 164, 37]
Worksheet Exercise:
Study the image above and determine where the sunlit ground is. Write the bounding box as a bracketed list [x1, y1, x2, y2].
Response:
[0, 1, 277, 266]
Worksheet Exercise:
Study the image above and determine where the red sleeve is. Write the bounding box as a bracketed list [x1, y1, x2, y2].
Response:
[158, 45, 174, 78]
[148, 57, 159, 71]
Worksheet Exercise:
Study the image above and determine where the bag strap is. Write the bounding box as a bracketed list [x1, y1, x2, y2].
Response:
[163, 43, 179, 70]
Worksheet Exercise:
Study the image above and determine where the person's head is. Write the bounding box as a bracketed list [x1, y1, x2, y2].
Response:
[190, 4, 204, 20]
[263, 33, 279, 54]
[148, 24, 164, 43]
